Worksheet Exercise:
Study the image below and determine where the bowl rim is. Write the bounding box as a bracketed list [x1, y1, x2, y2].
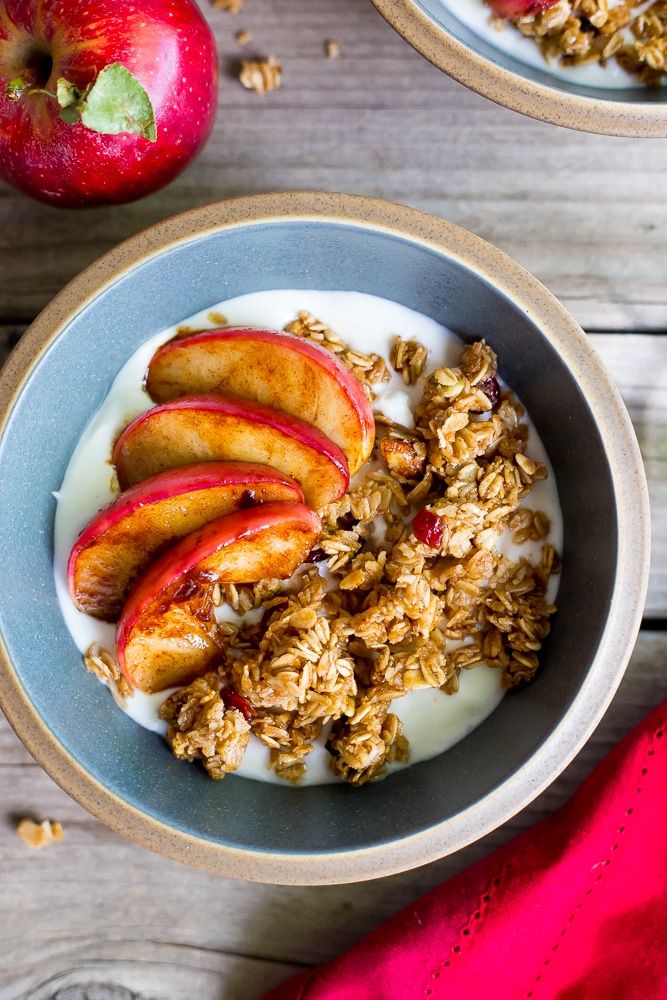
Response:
[0, 191, 651, 884]
[369, 0, 667, 138]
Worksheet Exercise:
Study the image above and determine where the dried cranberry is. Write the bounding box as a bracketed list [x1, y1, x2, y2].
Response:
[476, 375, 500, 409]
[221, 688, 256, 721]
[305, 546, 327, 563]
[412, 508, 444, 548]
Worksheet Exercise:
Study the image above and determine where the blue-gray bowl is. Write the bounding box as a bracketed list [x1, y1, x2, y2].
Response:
[0, 192, 650, 884]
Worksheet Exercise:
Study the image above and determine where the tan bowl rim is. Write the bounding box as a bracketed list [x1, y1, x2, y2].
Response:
[0, 191, 651, 884]
[369, 0, 667, 138]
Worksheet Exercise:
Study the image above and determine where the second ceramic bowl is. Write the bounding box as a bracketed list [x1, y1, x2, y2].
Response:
[370, 0, 667, 137]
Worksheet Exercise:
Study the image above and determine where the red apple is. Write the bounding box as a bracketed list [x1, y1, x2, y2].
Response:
[485, 0, 559, 17]
[68, 461, 303, 622]
[117, 501, 322, 692]
[0, 0, 217, 207]
[112, 393, 350, 508]
[145, 327, 375, 474]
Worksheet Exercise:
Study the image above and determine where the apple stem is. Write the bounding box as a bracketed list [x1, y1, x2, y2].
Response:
[4, 62, 156, 141]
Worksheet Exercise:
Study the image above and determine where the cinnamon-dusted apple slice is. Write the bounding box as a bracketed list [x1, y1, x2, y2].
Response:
[145, 328, 375, 474]
[112, 393, 349, 507]
[68, 461, 303, 622]
[117, 501, 322, 693]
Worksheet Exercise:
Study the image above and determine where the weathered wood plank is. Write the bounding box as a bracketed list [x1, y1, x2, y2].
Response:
[4, 944, 304, 1000]
[591, 333, 666, 618]
[1, 1, 666, 993]
[0, 325, 23, 367]
[1, 631, 666, 1000]
[1, 1, 667, 322]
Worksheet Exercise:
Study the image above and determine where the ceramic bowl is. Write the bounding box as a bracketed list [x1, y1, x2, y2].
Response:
[0, 192, 650, 884]
[370, 0, 667, 137]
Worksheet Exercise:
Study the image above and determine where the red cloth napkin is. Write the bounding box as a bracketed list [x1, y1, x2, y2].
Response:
[263, 700, 667, 1000]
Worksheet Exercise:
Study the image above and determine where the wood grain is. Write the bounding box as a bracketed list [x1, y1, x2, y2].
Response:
[592, 334, 667, 618]
[1, 0, 666, 997]
[2, 0, 667, 326]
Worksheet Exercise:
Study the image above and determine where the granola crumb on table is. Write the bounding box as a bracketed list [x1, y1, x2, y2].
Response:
[210, 0, 245, 12]
[239, 56, 282, 94]
[17, 818, 64, 849]
[156, 321, 559, 786]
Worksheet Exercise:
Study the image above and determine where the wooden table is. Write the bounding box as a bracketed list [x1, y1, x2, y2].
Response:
[1, 2, 665, 996]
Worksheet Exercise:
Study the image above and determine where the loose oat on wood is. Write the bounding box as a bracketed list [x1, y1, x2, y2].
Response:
[239, 56, 282, 94]
[16, 818, 64, 849]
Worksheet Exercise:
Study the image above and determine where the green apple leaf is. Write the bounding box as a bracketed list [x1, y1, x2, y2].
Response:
[78, 63, 157, 142]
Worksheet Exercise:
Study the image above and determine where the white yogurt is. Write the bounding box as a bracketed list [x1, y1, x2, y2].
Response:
[440, 0, 651, 89]
[54, 289, 562, 785]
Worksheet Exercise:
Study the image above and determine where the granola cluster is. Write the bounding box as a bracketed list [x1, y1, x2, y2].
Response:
[158, 323, 559, 786]
[160, 671, 251, 779]
[502, 0, 667, 82]
[284, 311, 391, 399]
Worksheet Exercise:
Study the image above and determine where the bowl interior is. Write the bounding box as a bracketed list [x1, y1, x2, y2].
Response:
[0, 217, 618, 864]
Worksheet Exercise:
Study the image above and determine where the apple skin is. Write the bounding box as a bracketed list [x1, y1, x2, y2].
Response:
[68, 461, 303, 622]
[117, 500, 322, 692]
[112, 393, 350, 508]
[145, 328, 375, 474]
[485, 0, 558, 16]
[0, 0, 217, 207]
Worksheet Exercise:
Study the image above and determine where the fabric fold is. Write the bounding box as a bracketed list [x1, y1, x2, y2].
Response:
[262, 700, 667, 1000]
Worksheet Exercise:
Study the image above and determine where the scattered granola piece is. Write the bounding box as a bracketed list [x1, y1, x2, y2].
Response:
[325, 40, 341, 59]
[84, 643, 133, 707]
[17, 818, 64, 850]
[174, 324, 209, 339]
[207, 311, 228, 325]
[211, 0, 244, 11]
[390, 335, 429, 384]
[236, 29, 252, 45]
[240, 55, 281, 94]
